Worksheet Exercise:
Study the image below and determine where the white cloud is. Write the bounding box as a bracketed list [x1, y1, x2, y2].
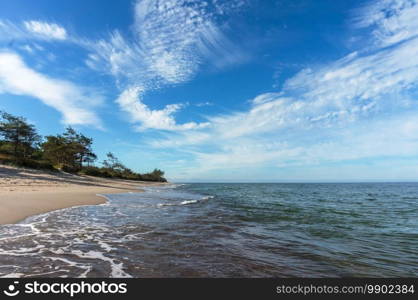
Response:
[195, 101, 213, 107]
[86, 0, 246, 130]
[116, 87, 209, 131]
[0, 51, 102, 127]
[284, 41, 418, 109]
[1, 4, 243, 132]
[23, 21, 67, 40]
[1, 0, 416, 180]
[0, 19, 68, 42]
[86, 0, 244, 85]
[1, 3, 247, 132]
[132, 0, 244, 84]
[165, 111, 418, 180]
[0, 3, 249, 134]
[153, 28, 418, 145]
[19, 45, 34, 53]
[150, 0, 418, 178]
[353, 0, 418, 47]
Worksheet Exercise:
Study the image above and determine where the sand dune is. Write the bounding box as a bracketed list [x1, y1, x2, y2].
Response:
[0, 164, 163, 225]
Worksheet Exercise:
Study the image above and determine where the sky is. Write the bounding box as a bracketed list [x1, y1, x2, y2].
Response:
[1, 0, 418, 182]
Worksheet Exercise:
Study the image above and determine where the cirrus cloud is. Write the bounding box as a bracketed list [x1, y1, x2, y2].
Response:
[23, 21, 67, 40]
[148, 0, 418, 179]
[86, 0, 247, 131]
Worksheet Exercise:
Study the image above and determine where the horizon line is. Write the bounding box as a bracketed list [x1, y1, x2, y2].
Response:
[171, 180, 418, 184]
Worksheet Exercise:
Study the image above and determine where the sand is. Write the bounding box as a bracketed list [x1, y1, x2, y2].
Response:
[0, 164, 164, 225]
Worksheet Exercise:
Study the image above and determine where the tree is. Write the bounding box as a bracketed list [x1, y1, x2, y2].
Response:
[84, 151, 97, 167]
[0, 110, 165, 181]
[102, 152, 127, 175]
[151, 169, 164, 178]
[41, 127, 96, 170]
[62, 127, 96, 168]
[142, 168, 166, 182]
[41, 135, 72, 167]
[102, 152, 118, 168]
[150, 169, 166, 182]
[0, 111, 40, 160]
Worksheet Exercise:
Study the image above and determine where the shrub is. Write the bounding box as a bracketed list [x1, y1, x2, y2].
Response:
[60, 164, 81, 173]
[79, 166, 112, 178]
[0, 157, 56, 171]
[23, 160, 55, 171]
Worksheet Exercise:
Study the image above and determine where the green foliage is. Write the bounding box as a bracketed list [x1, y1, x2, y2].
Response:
[102, 152, 127, 174]
[0, 140, 14, 155]
[79, 166, 112, 178]
[79, 154, 166, 181]
[42, 135, 72, 167]
[0, 111, 167, 182]
[42, 127, 96, 171]
[0, 111, 40, 160]
[63, 127, 97, 167]
[141, 169, 167, 182]
[79, 165, 146, 181]
[19, 159, 56, 171]
[0, 156, 55, 171]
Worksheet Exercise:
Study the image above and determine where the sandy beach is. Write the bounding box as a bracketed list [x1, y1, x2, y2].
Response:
[0, 164, 163, 225]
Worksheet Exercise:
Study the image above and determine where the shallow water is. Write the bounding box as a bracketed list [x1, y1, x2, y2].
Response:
[0, 183, 417, 277]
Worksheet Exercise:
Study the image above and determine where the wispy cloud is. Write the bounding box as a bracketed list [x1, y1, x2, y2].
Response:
[353, 0, 418, 47]
[1, 0, 416, 180]
[195, 101, 213, 107]
[86, 0, 246, 131]
[0, 20, 68, 42]
[116, 87, 209, 131]
[0, 51, 102, 127]
[150, 0, 418, 178]
[19, 45, 34, 54]
[1, 1, 246, 132]
[194, 113, 418, 170]
[23, 21, 67, 40]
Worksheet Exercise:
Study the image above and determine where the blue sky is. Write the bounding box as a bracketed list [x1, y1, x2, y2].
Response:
[1, 0, 418, 182]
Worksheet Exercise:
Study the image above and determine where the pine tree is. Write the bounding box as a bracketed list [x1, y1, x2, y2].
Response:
[0, 111, 40, 160]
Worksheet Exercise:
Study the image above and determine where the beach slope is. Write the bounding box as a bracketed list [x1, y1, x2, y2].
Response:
[0, 165, 162, 225]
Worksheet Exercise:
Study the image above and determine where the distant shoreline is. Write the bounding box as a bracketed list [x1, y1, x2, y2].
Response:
[0, 164, 166, 225]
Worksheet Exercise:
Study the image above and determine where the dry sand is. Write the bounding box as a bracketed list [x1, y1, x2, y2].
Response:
[0, 164, 164, 225]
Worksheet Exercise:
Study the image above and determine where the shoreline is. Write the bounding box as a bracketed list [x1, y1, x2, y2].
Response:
[0, 164, 166, 225]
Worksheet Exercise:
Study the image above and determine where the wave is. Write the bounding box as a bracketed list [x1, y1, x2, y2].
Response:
[157, 200, 197, 207]
[0, 183, 216, 278]
[157, 195, 214, 207]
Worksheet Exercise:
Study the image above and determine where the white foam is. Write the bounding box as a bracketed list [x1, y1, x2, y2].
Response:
[121, 230, 153, 241]
[46, 255, 92, 278]
[0, 200, 110, 243]
[180, 200, 198, 205]
[1, 272, 25, 278]
[98, 241, 116, 252]
[0, 245, 44, 257]
[157, 199, 202, 207]
[70, 250, 132, 278]
[0, 184, 215, 278]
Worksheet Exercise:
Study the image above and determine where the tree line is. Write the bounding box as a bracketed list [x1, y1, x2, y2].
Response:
[0, 111, 166, 182]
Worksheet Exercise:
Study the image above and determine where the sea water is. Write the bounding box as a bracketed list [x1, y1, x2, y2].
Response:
[0, 183, 417, 277]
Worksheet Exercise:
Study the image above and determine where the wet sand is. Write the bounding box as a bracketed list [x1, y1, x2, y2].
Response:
[0, 164, 164, 225]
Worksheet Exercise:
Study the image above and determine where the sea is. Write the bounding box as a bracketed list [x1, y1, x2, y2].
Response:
[0, 183, 417, 277]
